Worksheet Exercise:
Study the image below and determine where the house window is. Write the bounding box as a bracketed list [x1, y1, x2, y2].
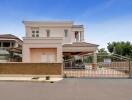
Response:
[31, 27, 39, 37]
[36, 34, 39, 37]
[32, 31, 35, 33]
[46, 30, 50, 37]
[32, 33, 35, 37]
[64, 29, 68, 37]
[36, 30, 39, 37]
[36, 30, 39, 33]
[3, 42, 10, 47]
[32, 31, 35, 37]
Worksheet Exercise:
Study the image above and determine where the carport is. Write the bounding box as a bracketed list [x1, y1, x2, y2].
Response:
[63, 42, 98, 68]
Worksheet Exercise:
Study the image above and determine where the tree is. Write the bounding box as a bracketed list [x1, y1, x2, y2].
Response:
[98, 48, 108, 55]
[97, 48, 108, 62]
[107, 41, 132, 58]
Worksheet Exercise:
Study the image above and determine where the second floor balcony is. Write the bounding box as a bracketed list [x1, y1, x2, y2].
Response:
[0, 47, 9, 55]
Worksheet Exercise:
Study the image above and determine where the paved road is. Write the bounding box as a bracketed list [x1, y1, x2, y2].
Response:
[0, 78, 132, 100]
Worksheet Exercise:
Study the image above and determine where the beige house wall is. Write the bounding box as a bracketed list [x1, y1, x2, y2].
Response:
[22, 21, 94, 63]
[24, 21, 84, 44]
[22, 37, 63, 63]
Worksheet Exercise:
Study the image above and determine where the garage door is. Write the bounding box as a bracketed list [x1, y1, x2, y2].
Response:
[41, 53, 55, 63]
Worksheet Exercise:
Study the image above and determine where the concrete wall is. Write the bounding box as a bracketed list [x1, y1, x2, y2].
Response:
[0, 63, 62, 75]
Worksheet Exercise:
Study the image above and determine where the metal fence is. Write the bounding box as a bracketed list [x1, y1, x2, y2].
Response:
[63, 54, 132, 78]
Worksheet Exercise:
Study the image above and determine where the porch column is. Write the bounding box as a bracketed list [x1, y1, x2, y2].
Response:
[79, 31, 81, 42]
[80, 31, 84, 42]
[78, 31, 80, 42]
[80, 55, 84, 62]
[1, 42, 3, 47]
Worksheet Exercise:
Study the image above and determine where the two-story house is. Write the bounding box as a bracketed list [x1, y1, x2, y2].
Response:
[0, 34, 22, 62]
[23, 21, 98, 66]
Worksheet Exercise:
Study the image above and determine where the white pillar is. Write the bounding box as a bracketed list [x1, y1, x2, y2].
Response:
[79, 31, 81, 42]
[1, 42, 3, 47]
[81, 31, 84, 42]
[81, 55, 84, 62]
[77, 32, 79, 42]
[78, 31, 81, 42]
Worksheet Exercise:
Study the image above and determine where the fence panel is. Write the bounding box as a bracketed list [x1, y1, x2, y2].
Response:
[64, 61, 131, 78]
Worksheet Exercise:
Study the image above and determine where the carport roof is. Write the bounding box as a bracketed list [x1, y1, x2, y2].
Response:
[63, 42, 99, 47]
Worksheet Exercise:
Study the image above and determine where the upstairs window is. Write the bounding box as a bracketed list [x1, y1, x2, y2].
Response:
[3, 42, 10, 47]
[36, 30, 39, 37]
[32, 30, 35, 37]
[31, 27, 39, 37]
[64, 29, 68, 37]
[46, 30, 50, 37]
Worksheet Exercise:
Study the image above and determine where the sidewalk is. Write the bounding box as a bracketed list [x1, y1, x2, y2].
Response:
[0, 76, 63, 82]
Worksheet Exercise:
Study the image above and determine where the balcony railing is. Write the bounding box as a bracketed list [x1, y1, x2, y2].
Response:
[0, 47, 9, 54]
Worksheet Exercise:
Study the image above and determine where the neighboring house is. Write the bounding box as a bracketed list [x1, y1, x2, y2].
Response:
[23, 21, 98, 65]
[0, 34, 22, 62]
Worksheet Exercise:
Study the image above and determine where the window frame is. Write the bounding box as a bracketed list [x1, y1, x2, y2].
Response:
[3, 42, 10, 47]
[31, 27, 39, 37]
[46, 30, 50, 37]
[64, 29, 68, 37]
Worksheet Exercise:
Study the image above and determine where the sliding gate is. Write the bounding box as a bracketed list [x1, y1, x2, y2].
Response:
[63, 54, 132, 78]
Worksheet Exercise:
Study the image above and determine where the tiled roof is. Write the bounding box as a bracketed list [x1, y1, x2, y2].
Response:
[63, 42, 99, 47]
[72, 25, 83, 28]
[0, 34, 23, 42]
[23, 21, 74, 25]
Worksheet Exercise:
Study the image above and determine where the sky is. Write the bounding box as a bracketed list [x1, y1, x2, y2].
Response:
[0, 0, 132, 49]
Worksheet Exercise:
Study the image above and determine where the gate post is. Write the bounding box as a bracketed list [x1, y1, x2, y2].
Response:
[129, 59, 132, 78]
[93, 51, 97, 69]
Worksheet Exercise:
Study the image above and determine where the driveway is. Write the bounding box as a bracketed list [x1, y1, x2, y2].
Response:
[0, 78, 132, 100]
